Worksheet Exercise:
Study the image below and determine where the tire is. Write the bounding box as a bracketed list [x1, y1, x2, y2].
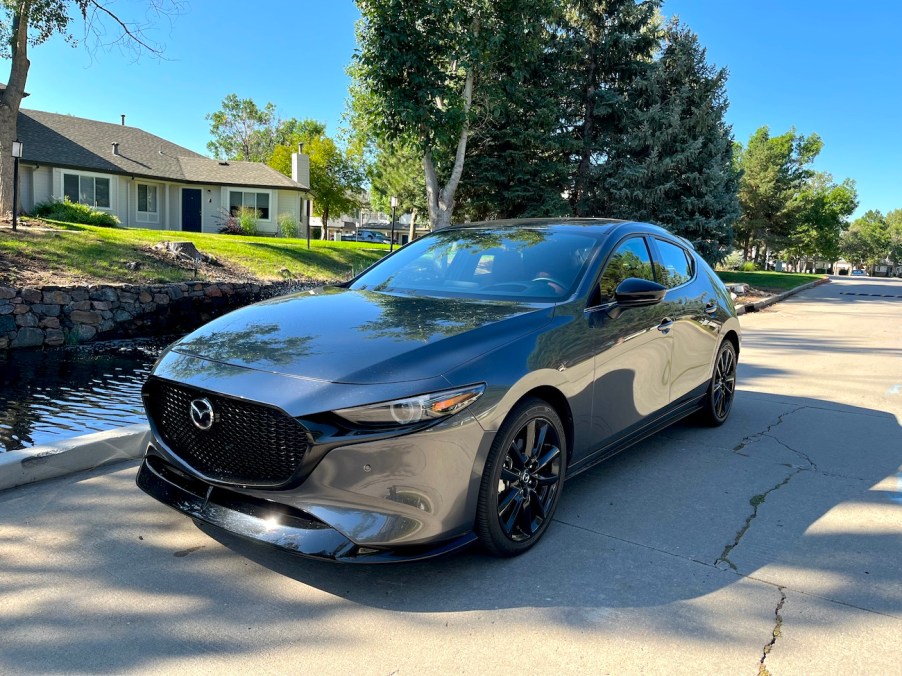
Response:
[699, 340, 737, 426]
[475, 398, 566, 557]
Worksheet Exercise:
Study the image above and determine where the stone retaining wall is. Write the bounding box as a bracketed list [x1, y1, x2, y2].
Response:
[0, 281, 306, 349]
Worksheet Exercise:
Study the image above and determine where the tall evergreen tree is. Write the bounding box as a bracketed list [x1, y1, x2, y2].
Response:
[601, 20, 740, 262]
[455, 0, 570, 220]
[560, 0, 662, 216]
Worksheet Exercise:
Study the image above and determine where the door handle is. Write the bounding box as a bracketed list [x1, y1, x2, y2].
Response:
[657, 317, 674, 333]
[705, 301, 718, 315]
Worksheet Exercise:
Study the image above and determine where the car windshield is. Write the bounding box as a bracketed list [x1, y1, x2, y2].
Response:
[349, 227, 601, 301]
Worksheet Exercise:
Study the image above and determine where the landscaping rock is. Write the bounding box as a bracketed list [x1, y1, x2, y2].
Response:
[31, 303, 61, 317]
[40, 317, 61, 329]
[0, 305, 12, 315]
[71, 325, 97, 342]
[155, 240, 203, 262]
[12, 327, 44, 348]
[16, 313, 38, 328]
[71, 310, 103, 325]
[42, 290, 71, 305]
[44, 329, 65, 346]
[0, 287, 16, 300]
[90, 287, 119, 303]
[0, 316, 16, 333]
[21, 288, 42, 303]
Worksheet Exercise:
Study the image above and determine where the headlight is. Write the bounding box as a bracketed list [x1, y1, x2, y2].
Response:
[334, 384, 486, 427]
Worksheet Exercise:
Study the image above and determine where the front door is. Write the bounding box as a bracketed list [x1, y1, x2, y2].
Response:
[181, 188, 202, 232]
[589, 236, 673, 449]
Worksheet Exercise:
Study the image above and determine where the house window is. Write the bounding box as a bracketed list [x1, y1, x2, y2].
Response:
[229, 190, 270, 220]
[137, 184, 159, 223]
[63, 172, 111, 209]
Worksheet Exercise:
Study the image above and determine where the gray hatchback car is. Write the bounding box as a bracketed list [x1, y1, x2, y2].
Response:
[137, 218, 740, 561]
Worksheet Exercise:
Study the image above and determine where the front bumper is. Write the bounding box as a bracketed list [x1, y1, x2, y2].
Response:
[136, 453, 477, 563]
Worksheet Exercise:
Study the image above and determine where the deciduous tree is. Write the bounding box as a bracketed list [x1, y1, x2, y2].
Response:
[354, 0, 496, 229]
[206, 94, 279, 162]
[270, 130, 363, 238]
[783, 173, 857, 269]
[735, 126, 822, 262]
[0, 0, 184, 219]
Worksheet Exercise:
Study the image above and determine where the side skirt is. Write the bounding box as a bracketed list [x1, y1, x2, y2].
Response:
[567, 392, 706, 479]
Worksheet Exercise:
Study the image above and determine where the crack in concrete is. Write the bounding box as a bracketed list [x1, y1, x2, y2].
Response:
[761, 433, 818, 472]
[715, 468, 802, 571]
[732, 406, 808, 454]
[758, 586, 787, 676]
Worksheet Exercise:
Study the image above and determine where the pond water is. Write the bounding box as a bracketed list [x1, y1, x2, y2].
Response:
[0, 339, 170, 452]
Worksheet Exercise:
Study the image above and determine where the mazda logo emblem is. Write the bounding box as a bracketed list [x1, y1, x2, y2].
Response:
[189, 398, 215, 431]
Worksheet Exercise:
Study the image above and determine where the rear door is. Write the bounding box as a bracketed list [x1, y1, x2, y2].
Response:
[649, 237, 719, 403]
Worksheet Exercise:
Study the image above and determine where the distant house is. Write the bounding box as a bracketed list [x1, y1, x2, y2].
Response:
[15, 109, 311, 234]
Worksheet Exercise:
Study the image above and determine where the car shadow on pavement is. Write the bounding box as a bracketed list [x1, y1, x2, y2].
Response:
[201, 390, 902, 618]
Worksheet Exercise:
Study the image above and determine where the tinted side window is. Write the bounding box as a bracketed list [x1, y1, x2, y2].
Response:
[599, 238, 655, 303]
[654, 239, 693, 289]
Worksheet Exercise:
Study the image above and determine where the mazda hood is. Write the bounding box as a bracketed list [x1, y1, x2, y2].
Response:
[169, 287, 554, 384]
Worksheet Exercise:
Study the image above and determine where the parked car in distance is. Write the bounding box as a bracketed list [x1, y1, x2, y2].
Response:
[342, 228, 390, 244]
[851, 269, 866, 276]
[137, 218, 740, 562]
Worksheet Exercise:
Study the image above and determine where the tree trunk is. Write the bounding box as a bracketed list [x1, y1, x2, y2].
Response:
[424, 67, 474, 230]
[408, 208, 417, 241]
[571, 52, 599, 217]
[320, 206, 329, 239]
[0, 6, 32, 220]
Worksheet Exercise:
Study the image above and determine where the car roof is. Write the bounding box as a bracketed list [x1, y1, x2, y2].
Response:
[454, 217, 627, 230]
[444, 217, 690, 247]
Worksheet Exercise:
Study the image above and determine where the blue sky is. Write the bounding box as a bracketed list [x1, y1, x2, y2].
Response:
[20, 0, 902, 217]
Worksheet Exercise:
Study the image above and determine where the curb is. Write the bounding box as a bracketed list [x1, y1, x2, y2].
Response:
[736, 276, 830, 316]
[0, 423, 149, 492]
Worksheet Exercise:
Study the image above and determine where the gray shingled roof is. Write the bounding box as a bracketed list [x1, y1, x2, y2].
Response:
[16, 109, 309, 191]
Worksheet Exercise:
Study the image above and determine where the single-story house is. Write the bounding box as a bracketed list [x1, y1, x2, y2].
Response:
[15, 109, 311, 234]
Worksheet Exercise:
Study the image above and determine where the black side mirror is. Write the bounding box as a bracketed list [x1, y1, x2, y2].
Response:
[614, 277, 667, 307]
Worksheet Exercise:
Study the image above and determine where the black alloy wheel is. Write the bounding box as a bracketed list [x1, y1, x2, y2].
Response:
[701, 340, 737, 426]
[476, 399, 566, 557]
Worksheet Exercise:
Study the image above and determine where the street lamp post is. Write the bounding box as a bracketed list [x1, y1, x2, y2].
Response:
[11, 140, 23, 232]
[390, 196, 398, 252]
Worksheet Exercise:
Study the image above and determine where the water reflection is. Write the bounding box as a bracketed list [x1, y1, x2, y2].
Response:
[0, 341, 165, 452]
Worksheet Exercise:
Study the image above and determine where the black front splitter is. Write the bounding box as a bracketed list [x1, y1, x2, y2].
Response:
[136, 455, 477, 563]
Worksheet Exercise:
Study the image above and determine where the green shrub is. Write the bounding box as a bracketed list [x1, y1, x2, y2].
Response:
[739, 261, 758, 272]
[237, 206, 259, 236]
[32, 198, 120, 227]
[278, 212, 298, 238]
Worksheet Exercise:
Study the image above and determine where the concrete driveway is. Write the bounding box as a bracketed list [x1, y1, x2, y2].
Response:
[1, 275, 900, 674]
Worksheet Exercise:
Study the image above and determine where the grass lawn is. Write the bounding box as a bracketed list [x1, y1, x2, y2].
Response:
[716, 270, 824, 293]
[0, 220, 390, 286]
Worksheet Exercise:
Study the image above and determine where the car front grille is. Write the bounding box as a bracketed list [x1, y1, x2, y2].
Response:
[143, 378, 310, 487]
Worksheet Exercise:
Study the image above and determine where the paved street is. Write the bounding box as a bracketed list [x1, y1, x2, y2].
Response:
[1, 275, 900, 675]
